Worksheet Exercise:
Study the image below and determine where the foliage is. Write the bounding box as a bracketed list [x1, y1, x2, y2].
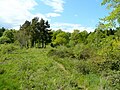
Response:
[0, 45, 106, 90]
[0, 36, 11, 44]
[0, 0, 120, 89]
[47, 46, 74, 58]
[0, 27, 5, 37]
[53, 32, 70, 46]
[76, 61, 98, 75]
[73, 44, 95, 60]
[16, 17, 51, 48]
[69, 30, 81, 46]
[0, 37, 120, 89]
[0, 44, 19, 54]
[2, 30, 15, 43]
[102, 71, 120, 90]
[101, 0, 120, 28]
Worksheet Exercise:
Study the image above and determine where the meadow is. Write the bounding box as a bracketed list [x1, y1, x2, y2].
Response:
[0, 44, 119, 90]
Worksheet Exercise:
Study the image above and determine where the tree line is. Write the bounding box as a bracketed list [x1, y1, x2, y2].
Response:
[0, 17, 52, 48]
[0, 0, 119, 49]
[0, 23, 120, 48]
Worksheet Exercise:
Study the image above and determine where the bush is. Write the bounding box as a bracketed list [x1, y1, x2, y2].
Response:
[99, 50, 120, 71]
[0, 68, 5, 74]
[73, 44, 94, 60]
[0, 44, 19, 54]
[76, 61, 99, 75]
[2, 30, 15, 43]
[0, 36, 11, 44]
[103, 71, 120, 90]
[99, 60, 120, 72]
[47, 46, 74, 58]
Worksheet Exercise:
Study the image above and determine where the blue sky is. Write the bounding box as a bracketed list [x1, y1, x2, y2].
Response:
[0, 0, 110, 32]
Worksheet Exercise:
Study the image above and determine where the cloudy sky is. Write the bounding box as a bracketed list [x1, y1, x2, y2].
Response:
[0, 0, 109, 32]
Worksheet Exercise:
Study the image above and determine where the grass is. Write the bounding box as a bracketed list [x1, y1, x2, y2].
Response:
[0, 44, 110, 90]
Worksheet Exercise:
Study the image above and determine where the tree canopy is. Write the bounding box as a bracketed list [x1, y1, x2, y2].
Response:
[17, 17, 52, 48]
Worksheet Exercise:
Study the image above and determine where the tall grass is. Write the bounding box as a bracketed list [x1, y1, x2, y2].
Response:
[0, 44, 119, 90]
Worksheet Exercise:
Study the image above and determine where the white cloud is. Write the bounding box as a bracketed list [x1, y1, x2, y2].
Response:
[46, 13, 61, 17]
[41, 0, 65, 12]
[51, 23, 94, 32]
[0, 0, 65, 29]
[0, 0, 48, 29]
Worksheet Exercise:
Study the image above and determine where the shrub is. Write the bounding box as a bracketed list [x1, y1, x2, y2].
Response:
[77, 61, 90, 74]
[0, 44, 19, 54]
[73, 44, 94, 60]
[47, 46, 74, 58]
[76, 61, 99, 75]
[99, 50, 120, 71]
[0, 36, 11, 44]
[103, 71, 120, 90]
[99, 60, 120, 72]
[0, 68, 5, 74]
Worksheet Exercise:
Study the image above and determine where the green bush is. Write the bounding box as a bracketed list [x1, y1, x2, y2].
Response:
[0, 44, 19, 54]
[103, 71, 120, 90]
[99, 60, 120, 72]
[99, 50, 120, 71]
[47, 46, 74, 58]
[76, 61, 99, 75]
[47, 49, 71, 58]
[0, 36, 11, 44]
[73, 44, 94, 60]
[0, 68, 5, 74]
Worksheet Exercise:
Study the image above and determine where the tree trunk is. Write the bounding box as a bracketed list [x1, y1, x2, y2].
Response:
[42, 39, 44, 48]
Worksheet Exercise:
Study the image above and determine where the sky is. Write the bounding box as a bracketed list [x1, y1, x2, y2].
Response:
[0, 0, 110, 32]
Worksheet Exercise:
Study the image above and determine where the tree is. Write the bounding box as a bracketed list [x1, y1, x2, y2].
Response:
[79, 30, 88, 44]
[53, 32, 69, 46]
[37, 18, 51, 48]
[101, 0, 120, 28]
[17, 17, 51, 48]
[51, 29, 63, 41]
[2, 30, 15, 43]
[69, 30, 81, 46]
[87, 29, 105, 48]
[17, 20, 31, 48]
[0, 27, 5, 37]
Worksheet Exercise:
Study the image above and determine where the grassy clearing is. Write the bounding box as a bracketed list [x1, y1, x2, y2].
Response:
[0, 44, 114, 90]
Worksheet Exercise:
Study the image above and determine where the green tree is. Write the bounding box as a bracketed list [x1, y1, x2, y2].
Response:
[69, 30, 81, 46]
[87, 29, 105, 48]
[53, 32, 69, 46]
[51, 29, 63, 42]
[79, 30, 88, 44]
[0, 27, 5, 37]
[17, 17, 51, 48]
[37, 18, 51, 48]
[101, 0, 120, 28]
[2, 30, 15, 43]
[18, 20, 31, 48]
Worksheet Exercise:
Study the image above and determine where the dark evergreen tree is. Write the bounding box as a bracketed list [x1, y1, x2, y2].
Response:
[16, 17, 51, 48]
[0, 27, 5, 37]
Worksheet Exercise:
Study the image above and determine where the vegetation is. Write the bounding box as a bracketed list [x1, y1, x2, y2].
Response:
[0, 26, 119, 90]
[16, 17, 52, 48]
[0, 0, 120, 89]
[101, 0, 120, 28]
